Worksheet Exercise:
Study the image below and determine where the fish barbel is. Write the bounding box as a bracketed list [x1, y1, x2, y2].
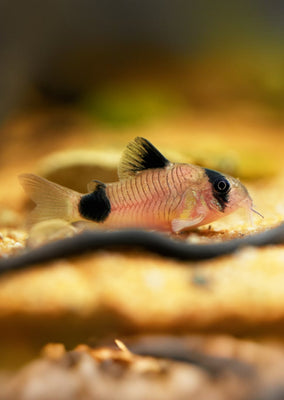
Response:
[19, 137, 258, 233]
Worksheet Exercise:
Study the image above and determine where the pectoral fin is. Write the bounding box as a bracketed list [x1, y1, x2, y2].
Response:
[171, 214, 205, 233]
[171, 188, 204, 233]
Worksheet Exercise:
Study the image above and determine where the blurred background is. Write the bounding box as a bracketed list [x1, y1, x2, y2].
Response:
[0, 0, 283, 123]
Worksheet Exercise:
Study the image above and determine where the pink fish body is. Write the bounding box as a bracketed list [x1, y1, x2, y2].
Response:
[19, 137, 255, 233]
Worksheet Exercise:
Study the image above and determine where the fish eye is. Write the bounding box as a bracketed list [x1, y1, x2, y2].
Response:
[214, 178, 230, 194]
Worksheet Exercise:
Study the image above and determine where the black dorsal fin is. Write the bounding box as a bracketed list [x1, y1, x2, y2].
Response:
[118, 137, 170, 180]
[79, 181, 111, 223]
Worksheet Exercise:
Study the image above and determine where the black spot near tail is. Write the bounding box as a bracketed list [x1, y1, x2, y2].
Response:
[79, 181, 111, 222]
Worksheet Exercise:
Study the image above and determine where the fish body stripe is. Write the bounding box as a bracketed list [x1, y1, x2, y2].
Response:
[105, 166, 190, 229]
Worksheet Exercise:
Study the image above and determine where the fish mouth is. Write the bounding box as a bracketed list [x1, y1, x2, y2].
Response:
[247, 207, 264, 228]
[250, 208, 264, 219]
[240, 197, 263, 227]
[243, 196, 264, 219]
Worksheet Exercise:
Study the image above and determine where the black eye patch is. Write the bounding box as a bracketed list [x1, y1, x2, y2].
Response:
[213, 178, 230, 194]
[204, 169, 231, 211]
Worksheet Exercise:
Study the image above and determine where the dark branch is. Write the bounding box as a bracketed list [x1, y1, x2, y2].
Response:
[0, 223, 284, 276]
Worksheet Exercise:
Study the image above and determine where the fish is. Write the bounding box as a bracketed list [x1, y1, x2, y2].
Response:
[19, 137, 261, 233]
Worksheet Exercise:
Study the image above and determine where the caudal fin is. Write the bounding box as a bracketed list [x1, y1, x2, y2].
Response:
[19, 174, 81, 225]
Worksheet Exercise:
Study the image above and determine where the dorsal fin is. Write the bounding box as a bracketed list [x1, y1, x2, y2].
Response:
[118, 137, 170, 180]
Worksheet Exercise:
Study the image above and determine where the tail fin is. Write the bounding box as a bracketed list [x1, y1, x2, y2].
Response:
[19, 174, 82, 225]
